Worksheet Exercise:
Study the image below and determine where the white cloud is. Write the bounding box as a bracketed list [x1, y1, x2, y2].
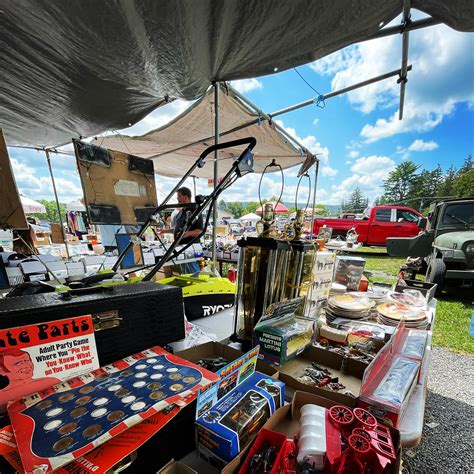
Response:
[312, 118, 319, 126]
[310, 22, 474, 142]
[10, 158, 83, 202]
[345, 160, 352, 165]
[348, 150, 360, 159]
[320, 155, 395, 205]
[229, 78, 263, 94]
[351, 155, 395, 174]
[407, 139, 439, 152]
[274, 120, 338, 177]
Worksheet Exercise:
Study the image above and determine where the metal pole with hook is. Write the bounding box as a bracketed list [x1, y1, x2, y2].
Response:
[45, 149, 70, 259]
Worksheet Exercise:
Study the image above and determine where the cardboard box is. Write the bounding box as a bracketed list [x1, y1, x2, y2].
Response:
[176, 341, 278, 378]
[158, 459, 198, 474]
[263, 391, 401, 473]
[196, 373, 284, 467]
[50, 223, 65, 244]
[275, 346, 366, 407]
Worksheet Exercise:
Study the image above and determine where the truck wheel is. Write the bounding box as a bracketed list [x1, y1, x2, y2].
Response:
[426, 258, 445, 296]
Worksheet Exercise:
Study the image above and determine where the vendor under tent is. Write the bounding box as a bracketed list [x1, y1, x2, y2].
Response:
[92, 84, 310, 178]
[20, 196, 46, 214]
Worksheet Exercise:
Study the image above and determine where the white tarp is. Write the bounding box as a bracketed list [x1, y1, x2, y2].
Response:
[93, 85, 310, 178]
[1, 0, 472, 147]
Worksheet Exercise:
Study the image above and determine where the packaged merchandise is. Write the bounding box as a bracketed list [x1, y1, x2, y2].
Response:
[8, 346, 218, 473]
[254, 298, 314, 366]
[334, 256, 366, 290]
[196, 372, 284, 467]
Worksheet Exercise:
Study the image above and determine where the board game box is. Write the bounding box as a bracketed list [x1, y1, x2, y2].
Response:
[8, 346, 219, 473]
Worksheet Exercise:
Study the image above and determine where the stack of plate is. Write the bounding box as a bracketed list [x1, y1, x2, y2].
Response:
[329, 282, 346, 297]
[325, 293, 375, 323]
[387, 291, 426, 308]
[376, 302, 429, 328]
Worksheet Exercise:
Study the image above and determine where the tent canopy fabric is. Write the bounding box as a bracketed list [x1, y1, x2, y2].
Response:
[1, 0, 472, 147]
[93, 85, 310, 178]
[240, 213, 261, 222]
[20, 196, 46, 214]
[256, 202, 289, 214]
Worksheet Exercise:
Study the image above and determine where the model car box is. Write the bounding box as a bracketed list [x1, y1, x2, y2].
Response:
[196, 372, 284, 467]
[276, 345, 366, 407]
[262, 391, 402, 473]
[176, 341, 278, 378]
[254, 315, 314, 366]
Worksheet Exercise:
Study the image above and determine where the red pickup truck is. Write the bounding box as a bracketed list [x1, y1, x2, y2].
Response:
[313, 206, 423, 246]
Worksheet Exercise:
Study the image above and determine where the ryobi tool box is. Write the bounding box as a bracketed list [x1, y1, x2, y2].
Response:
[157, 273, 235, 321]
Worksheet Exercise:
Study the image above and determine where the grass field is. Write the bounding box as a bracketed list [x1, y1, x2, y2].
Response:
[356, 247, 474, 355]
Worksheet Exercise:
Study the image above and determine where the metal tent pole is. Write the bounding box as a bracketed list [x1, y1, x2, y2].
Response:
[45, 150, 70, 259]
[310, 159, 320, 239]
[212, 82, 219, 271]
[399, 0, 411, 120]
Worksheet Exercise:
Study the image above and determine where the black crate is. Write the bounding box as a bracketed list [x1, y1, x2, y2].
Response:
[0, 282, 185, 366]
[394, 279, 437, 302]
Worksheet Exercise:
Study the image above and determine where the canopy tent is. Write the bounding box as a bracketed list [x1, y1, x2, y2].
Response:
[20, 196, 46, 214]
[256, 202, 290, 214]
[1, 0, 472, 147]
[92, 84, 310, 178]
[239, 213, 261, 223]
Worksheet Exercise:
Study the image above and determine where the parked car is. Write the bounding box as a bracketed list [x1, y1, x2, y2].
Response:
[312, 205, 423, 246]
[387, 198, 474, 294]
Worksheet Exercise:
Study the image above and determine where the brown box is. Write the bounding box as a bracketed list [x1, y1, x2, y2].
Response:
[263, 391, 401, 473]
[176, 341, 278, 378]
[158, 459, 198, 474]
[276, 346, 366, 407]
[50, 223, 65, 244]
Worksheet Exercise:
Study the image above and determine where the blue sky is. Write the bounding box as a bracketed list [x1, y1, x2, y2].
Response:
[8, 14, 474, 208]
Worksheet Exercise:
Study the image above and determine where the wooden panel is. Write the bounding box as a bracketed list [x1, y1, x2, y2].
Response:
[0, 129, 28, 230]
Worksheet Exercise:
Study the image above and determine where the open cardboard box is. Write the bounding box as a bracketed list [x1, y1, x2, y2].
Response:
[158, 459, 198, 474]
[176, 341, 278, 378]
[263, 391, 402, 473]
[276, 345, 366, 407]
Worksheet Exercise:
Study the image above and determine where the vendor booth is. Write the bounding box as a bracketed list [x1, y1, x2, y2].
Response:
[0, 1, 472, 473]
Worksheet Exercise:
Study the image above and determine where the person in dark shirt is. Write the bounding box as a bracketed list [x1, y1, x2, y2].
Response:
[158, 187, 203, 273]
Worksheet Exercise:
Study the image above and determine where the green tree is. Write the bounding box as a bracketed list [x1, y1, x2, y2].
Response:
[343, 187, 368, 212]
[244, 201, 259, 214]
[437, 165, 458, 198]
[226, 202, 245, 218]
[218, 199, 227, 210]
[453, 169, 474, 197]
[383, 161, 420, 203]
[411, 165, 443, 209]
[32, 200, 67, 223]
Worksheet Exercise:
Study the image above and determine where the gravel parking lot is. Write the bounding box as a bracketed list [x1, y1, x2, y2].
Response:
[402, 348, 474, 473]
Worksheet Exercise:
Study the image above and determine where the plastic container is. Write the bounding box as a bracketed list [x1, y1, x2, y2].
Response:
[297, 404, 326, 469]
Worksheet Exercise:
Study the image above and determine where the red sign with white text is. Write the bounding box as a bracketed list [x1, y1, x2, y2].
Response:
[0, 316, 99, 413]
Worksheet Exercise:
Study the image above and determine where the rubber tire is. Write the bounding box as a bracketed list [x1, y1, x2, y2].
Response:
[426, 258, 446, 296]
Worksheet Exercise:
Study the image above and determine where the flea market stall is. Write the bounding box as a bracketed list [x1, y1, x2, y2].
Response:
[0, 1, 472, 473]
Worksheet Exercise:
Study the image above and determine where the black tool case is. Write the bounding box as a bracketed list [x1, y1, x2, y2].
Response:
[0, 282, 185, 366]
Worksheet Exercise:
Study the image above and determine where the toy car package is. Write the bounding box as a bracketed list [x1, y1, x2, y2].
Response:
[196, 372, 284, 467]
